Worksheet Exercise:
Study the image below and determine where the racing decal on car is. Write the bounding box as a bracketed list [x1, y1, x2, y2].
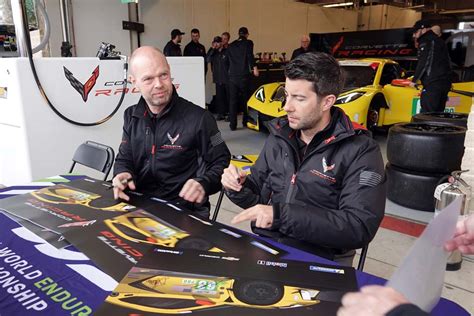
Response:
[63, 65, 100, 102]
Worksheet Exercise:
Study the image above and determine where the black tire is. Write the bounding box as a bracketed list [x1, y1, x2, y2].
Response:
[386, 163, 448, 212]
[411, 112, 468, 128]
[175, 236, 213, 251]
[366, 94, 386, 133]
[387, 123, 466, 173]
[233, 279, 284, 306]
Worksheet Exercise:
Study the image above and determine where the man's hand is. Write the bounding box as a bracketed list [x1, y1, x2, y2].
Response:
[444, 214, 474, 254]
[338, 286, 410, 316]
[231, 205, 273, 228]
[179, 179, 205, 204]
[253, 67, 260, 77]
[112, 172, 136, 201]
[221, 164, 247, 192]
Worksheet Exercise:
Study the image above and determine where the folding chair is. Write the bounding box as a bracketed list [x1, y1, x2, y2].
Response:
[69, 141, 115, 181]
[357, 244, 369, 271]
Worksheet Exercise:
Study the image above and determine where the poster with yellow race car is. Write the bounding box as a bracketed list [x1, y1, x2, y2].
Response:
[97, 248, 357, 315]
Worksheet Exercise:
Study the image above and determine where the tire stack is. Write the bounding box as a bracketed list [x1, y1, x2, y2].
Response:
[386, 118, 467, 212]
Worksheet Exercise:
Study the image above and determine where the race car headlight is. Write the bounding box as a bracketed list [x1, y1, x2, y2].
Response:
[335, 91, 365, 104]
[255, 87, 265, 102]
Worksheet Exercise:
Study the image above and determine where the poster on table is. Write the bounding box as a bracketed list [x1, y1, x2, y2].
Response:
[96, 248, 358, 315]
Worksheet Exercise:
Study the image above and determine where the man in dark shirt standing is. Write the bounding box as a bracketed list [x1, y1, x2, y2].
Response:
[222, 32, 230, 49]
[227, 26, 259, 131]
[207, 36, 229, 121]
[291, 35, 313, 60]
[409, 20, 452, 113]
[163, 29, 184, 57]
[184, 28, 207, 75]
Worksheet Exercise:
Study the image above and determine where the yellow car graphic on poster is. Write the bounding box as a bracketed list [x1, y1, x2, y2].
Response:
[30, 185, 135, 212]
[246, 58, 474, 131]
[104, 212, 224, 252]
[107, 268, 323, 314]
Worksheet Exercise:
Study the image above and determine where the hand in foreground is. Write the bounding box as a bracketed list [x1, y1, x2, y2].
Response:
[231, 204, 273, 228]
[221, 164, 247, 192]
[338, 286, 409, 316]
[444, 214, 474, 254]
[112, 172, 136, 201]
[179, 179, 205, 204]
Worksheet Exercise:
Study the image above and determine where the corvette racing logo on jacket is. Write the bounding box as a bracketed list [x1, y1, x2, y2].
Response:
[310, 157, 336, 183]
[161, 132, 183, 150]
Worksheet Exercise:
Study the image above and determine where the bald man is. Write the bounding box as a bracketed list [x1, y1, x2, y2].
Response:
[113, 46, 230, 217]
[291, 35, 313, 60]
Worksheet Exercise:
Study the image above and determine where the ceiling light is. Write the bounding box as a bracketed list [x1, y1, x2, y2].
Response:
[323, 2, 354, 8]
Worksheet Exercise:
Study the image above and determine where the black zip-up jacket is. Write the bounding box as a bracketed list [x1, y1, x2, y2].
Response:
[114, 90, 231, 217]
[413, 30, 452, 86]
[227, 37, 256, 78]
[226, 107, 386, 259]
[206, 47, 229, 84]
[163, 40, 182, 56]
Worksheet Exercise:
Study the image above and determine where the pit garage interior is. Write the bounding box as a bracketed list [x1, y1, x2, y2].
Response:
[0, 0, 473, 315]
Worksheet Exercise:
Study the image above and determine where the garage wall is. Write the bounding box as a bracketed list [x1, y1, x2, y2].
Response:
[358, 5, 420, 31]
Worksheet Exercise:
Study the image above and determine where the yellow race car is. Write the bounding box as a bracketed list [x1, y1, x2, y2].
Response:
[107, 268, 323, 314]
[104, 212, 224, 252]
[30, 185, 135, 212]
[246, 58, 474, 131]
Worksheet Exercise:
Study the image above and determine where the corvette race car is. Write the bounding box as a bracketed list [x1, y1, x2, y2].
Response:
[107, 268, 327, 313]
[246, 58, 473, 131]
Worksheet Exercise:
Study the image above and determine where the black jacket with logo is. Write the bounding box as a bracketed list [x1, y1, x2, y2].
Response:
[413, 30, 452, 86]
[114, 90, 231, 216]
[226, 107, 386, 259]
[206, 47, 229, 84]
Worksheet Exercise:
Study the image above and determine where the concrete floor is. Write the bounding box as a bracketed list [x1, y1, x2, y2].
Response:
[211, 118, 473, 314]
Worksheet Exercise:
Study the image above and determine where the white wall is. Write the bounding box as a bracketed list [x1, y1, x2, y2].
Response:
[358, 4, 420, 31]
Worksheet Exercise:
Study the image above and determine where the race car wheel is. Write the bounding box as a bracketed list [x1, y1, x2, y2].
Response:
[386, 163, 448, 212]
[387, 123, 466, 173]
[233, 279, 284, 306]
[411, 112, 468, 128]
[367, 108, 379, 130]
[175, 236, 213, 251]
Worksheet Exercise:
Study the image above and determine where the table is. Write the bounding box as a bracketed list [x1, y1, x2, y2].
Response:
[0, 175, 468, 316]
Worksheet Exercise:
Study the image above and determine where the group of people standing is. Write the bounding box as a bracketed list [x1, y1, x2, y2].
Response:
[163, 26, 259, 131]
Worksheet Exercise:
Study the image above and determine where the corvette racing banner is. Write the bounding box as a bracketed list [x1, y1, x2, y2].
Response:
[0, 213, 116, 316]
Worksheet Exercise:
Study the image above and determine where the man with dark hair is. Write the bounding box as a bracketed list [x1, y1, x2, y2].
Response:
[410, 20, 452, 112]
[163, 29, 184, 56]
[207, 35, 229, 121]
[113, 46, 230, 218]
[227, 26, 259, 130]
[222, 52, 386, 265]
[184, 28, 207, 74]
[291, 35, 313, 60]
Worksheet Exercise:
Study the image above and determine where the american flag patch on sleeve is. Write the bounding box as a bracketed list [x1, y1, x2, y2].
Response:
[359, 170, 382, 187]
[210, 132, 224, 147]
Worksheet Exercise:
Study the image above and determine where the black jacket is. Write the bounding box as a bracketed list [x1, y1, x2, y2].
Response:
[114, 90, 231, 217]
[226, 108, 386, 259]
[227, 37, 256, 78]
[184, 41, 207, 73]
[386, 304, 428, 316]
[291, 47, 314, 60]
[206, 47, 229, 84]
[163, 40, 182, 56]
[413, 30, 452, 86]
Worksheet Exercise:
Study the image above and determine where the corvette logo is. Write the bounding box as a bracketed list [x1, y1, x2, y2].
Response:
[64, 65, 100, 102]
[322, 157, 335, 173]
[167, 132, 180, 145]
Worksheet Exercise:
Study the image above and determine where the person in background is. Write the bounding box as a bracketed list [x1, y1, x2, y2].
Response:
[338, 213, 474, 316]
[409, 20, 452, 112]
[207, 35, 230, 121]
[291, 35, 313, 60]
[222, 52, 386, 265]
[113, 46, 230, 218]
[222, 32, 231, 49]
[431, 25, 442, 37]
[184, 28, 207, 75]
[227, 26, 259, 131]
[163, 28, 184, 56]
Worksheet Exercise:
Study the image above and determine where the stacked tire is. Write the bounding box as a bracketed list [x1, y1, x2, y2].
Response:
[386, 121, 466, 211]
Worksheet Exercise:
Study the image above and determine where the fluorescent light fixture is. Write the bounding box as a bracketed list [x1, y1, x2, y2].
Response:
[323, 2, 354, 8]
